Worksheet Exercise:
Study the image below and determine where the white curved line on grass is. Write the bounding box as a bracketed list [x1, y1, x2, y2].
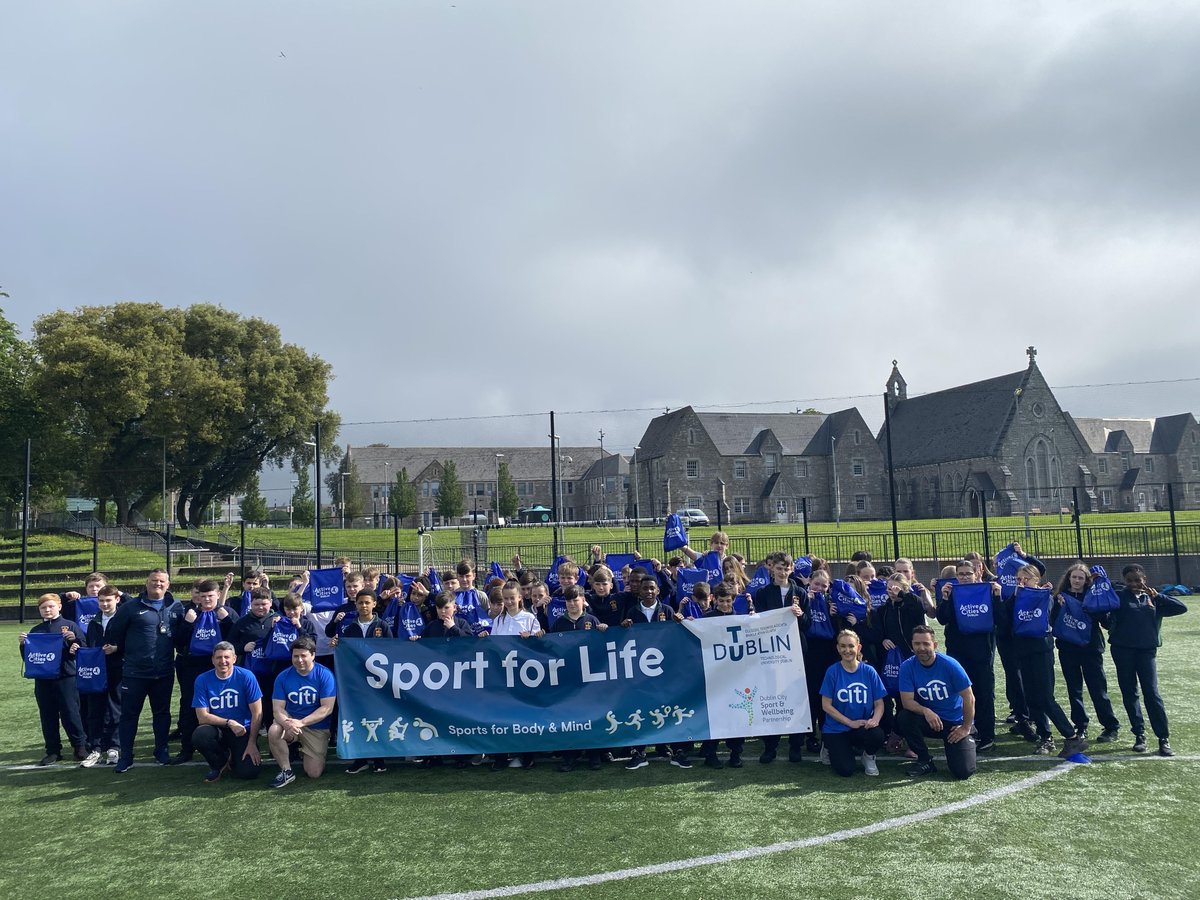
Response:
[398, 761, 1080, 900]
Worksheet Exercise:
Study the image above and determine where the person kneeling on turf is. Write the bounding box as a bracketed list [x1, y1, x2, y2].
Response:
[896, 625, 977, 780]
[820, 629, 886, 777]
[191, 641, 263, 783]
[267, 637, 336, 788]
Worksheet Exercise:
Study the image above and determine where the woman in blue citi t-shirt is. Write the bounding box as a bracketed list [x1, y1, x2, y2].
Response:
[820, 629, 887, 777]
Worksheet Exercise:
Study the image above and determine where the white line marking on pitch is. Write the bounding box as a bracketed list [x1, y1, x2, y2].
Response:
[396, 761, 1086, 900]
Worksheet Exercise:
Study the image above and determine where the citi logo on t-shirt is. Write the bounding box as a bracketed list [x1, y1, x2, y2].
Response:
[837, 684, 869, 705]
[917, 680, 951, 702]
[210, 688, 241, 710]
[288, 686, 318, 706]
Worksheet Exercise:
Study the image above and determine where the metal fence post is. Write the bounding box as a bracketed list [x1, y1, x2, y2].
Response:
[1072, 487, 1084, 560]
[1167, 482, 1182, 584]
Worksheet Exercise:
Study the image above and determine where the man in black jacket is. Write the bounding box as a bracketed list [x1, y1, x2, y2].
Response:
[105, 570, 187, 773]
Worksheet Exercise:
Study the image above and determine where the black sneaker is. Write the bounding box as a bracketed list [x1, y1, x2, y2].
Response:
[1059, 736, 1087, 758]
[976, 739, 995, 753]
[587, 758, 603, 771]
[1005, 713, 1019, 724]
[1159, 739, 1175, 758]
[703, 754, 723, 769]
[153, 747, 172, 766]
[1097, 727, 1119, 743]
[557, 761, 575, 773]
[624, 753, 648, 771]
[805, 736, 822, 753]
[906, 759, 937, 777]
[1033, 738, 1056, 756]
[728, 752, 743, 768]
[788, 748, 805, 764]
[270, 769, 296, 788]
[202, 766, 225, 784]
[670, 754, 693, 770]
[758, 748, 777, 764]
[37, 753, 61, 767]
[1073, 726, 1089, 741]
[168, 752, 193, 766]
[345, 760, 371, 775]
[1132, 734, 1148, 753]
[114, 758, 133, 774]
[371, 760, 387, 774]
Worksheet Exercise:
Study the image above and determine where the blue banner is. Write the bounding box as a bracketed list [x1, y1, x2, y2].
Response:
[333, 607, 811, 758]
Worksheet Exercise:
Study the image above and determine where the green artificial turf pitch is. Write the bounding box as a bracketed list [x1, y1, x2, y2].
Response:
[0, 616, 1196, 900]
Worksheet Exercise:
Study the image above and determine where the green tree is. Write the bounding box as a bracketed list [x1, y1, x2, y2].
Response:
[240, 474, 269, 525]
[388, 467, 417, 525]
[0, 305, 58, 527]
[326, 451, 365, 525]
[497, 461, 518, 519]
[31, 302, 339, 527]
[291, 468, 315, 526]
[435, 460, 464, 520]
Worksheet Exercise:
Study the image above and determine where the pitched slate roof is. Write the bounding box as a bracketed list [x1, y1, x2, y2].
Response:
[634, 407, 831, 459]
[880, 369, 1028, 467]
[1071, 417, 1156, 454]
[1149, 413, 1196, 454]
[580, 453, 628, 481]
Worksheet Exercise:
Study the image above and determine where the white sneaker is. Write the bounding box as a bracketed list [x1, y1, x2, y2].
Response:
[819, 746, 830, 765]
[507, 757, 524, 768]
[105, 749, 120, 765]
[80, 750, 102, 768]
[863, 753, 879, 776]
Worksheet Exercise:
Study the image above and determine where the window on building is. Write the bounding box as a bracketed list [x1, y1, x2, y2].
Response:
[430, 480, 440, 496]
[687, 428, 696, 446]
[566, 482, 574, 494]
[421, 481, 430, 498]
[606, 503, 618, 518]
[1100, 489, 1113, 507]
[733, 459, 747, 479]
[734, 497, 752, 515]
[853, 429, 861, 446]
[855, 494, 867, 512]
[765, 453, 778, 475]
[776, 499, 788, 514]
[1193, 457, 1200, 474]
[686, 496, 702, 508]
[795, 459, 808, 478]
[852, 458, 865, 477]
[1098, 457, 1108, 474]
[1121, 453, 1131, 472]
[686, 459, 700, 478]
[1145, 457, 1155, 474]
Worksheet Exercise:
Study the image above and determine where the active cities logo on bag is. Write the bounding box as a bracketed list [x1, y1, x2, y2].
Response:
[304, 567, 346, 612]
[22, 632, 61, 679]
[951, 582, 994, 634]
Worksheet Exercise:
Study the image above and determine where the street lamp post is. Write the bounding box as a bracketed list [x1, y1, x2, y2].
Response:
[495, 453, 504, 526]
[339, 471, 347, 529]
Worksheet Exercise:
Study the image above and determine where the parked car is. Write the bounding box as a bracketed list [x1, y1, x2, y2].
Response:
[675, 508, 709, 526]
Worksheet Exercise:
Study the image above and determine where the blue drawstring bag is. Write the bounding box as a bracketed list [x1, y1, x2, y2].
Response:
[75, 597, 100, 631]
[1084, 566, 1121, 615]
[679, 598, 705, 619]
[996, 543, 1025, 600]
[427, 568, 443, 593]
[663, 514, 688, 552]
[188, 610, 222, 656]
[806, 593, 836, 640]
[935, 578, 956, 604]
[76, 646, 108, 694]
[23, 632, 62, 679]
[831, 579, 868, 619]
[489, 561, 506, 583]
[546, 597, 567, 627]
[605, 553, 637, 576]
[455, 589, 482, 625]
[393, 599, 425, 639]
[631, 558, 657, 577]
[693, 550, 724, 586]
[545, 555, 573, 593]
[674, 568, 708, 604]
[952, 582, 995, 635]
[1012, 587, 1052, 638]
[882, 646, 903, 695]
[745, 565, 770, 595]
[733, 593, 752, 615]
[794, 556, 813, 579]
[1052, 595, 1093, 647]
[303, 567, 346, 612]
[248, 639, 273, 674]
[867, 579, 889, 611]
[237, 590, 254, 617]
[264, 618, 300, 661]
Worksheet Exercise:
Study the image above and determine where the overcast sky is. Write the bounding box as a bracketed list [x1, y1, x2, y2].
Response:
[3, 2, 1198, 501]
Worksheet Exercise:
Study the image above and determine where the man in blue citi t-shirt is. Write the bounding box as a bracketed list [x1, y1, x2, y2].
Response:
[897, 625, 977, 780]
[266, 636, 336, 788]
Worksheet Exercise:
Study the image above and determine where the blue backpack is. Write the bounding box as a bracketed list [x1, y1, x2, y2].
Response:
[806, 593, 836, 641]
[867, 579, 889, 611]
[303, 567, 346, 612]
[663, 514, 689, 552]
[75, 597, 100, 631]
[23, 632, 62, 679]
[264, 618, 300, 661]
[675, 568, 707, 604]
[951, 582, 994, 635]
[831, 579, 868, 619]
[188, 610, 222, 656]
[882, 646, 903, 695]
[76, 646, 108, 694]
[1012, 587, 1052, 638]
[1052, 595, 1093, 647]
[1084, 566, 1121, 615]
